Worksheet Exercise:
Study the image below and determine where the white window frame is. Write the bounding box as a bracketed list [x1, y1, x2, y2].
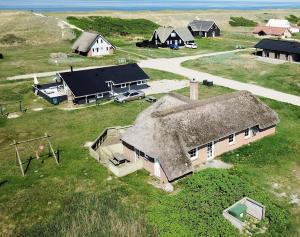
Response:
[229, 134, 235, 145]
[134, 148, 140, 162]
[244, 128, 251, 139]
[171, 32, 176, 37]
[207, 142, 214, 161]
[97, 93, 103, 98]
[188, 148, 198, 161]
[137, 80, 143, 85]
[121, 83, 126, 88]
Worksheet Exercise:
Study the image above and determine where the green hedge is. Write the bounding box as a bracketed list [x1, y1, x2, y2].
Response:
[67, 16, 159, 37]
[229, 17, 258, 27]
[285, 15, 300, 24]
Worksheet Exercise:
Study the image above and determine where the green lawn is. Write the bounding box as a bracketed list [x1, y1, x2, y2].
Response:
[1, 78, 300, 236]
[116, 31, 257, 59]
[182, 51, 300, 96]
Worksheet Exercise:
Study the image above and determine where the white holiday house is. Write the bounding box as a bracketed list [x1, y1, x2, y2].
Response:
[72, 31, 115, 57]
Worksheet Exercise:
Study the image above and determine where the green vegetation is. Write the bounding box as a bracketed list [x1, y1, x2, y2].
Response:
[149, 169, 291, 237]
[285, 15, 300, 24]
[182, 52, 300, 96]
[143, 68, 187, 81]
[67, 16, 159, 37]
[0, 34, 25, 45]
[1, 77, 300, 236]
[229, 17, 258, 27]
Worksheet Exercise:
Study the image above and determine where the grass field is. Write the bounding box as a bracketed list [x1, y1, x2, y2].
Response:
[0, 77, 300, 236]
[182, 51, 300, 96]
[1, 9, 300, 236]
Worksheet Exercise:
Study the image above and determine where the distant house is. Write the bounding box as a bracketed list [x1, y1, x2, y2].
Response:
[252, 26, 292, 38]
[72, 31, 115, 57]
[33, 64, 149, 105]
[266, 19, 299, 34]
[121, 82, 279, 183]
[187, 20, 220, 37]
[254, 39, 300, 62]
[150, 26, 195, 47]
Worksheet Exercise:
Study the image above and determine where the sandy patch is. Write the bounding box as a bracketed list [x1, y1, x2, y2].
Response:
[32, 107, 44, 111]
[7, 112, 21, 119]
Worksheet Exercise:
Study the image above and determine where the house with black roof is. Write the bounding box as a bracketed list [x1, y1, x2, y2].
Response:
[33, 64, 150, 105]
[58, 63, 150, 104]
[188, 20, 220, 37]
[254, 39, 300, 62]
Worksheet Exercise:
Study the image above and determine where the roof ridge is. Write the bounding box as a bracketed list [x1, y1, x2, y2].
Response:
[152, 91, 250, 118]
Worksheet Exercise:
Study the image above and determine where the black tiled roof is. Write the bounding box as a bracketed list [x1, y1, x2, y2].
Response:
[59, 63, 149, 97]
[255, 39, 300, 54]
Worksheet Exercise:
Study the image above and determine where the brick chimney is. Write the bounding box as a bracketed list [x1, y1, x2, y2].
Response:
[190, 78, 199, 100]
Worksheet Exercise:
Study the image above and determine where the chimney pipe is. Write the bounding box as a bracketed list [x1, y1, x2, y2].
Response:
[190, 78, 199, 100]
[70, 66, 73, 72]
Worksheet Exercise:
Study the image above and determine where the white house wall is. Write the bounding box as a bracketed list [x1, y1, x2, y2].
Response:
[90, 36, 113, 56]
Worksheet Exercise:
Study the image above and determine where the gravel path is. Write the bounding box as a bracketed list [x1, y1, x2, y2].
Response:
[139, 51, 300, 107]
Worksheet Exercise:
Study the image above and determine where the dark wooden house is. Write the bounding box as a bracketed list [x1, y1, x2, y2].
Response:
[57, 63, 150, 104]
[188, 20, 220, 37]
[254, 39, 300, 62]
[150, 27, 195, 48]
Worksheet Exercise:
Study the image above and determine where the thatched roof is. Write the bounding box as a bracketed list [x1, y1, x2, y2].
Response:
[121, 91, 279, 182]
[72, 31, 113, 53]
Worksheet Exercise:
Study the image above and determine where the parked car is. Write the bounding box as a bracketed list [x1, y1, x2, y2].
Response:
[114, 90, 145, 103]
[170, 44, 179, 50]
[185, 43, 197, 49]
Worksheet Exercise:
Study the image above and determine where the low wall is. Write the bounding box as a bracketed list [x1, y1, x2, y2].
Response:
[223, 197, 265, 231]
[89, 125, 132, 162]
[108, 159, 143, 177]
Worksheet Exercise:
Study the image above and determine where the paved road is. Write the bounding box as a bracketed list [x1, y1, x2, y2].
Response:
[139, 52, 300, 107]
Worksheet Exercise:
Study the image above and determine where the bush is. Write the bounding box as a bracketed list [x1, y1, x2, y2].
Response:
[67, 16, 159, 38]
[285, 15, 300, 24]
[229, 17, 258, 27]
[0, 34, 25, 45]
[148, 169, 292, 237]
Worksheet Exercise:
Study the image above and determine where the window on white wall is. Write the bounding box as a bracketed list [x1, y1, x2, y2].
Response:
[96, 48, 99, 52]
[229, 134, 235, 144]
[244, 128, 250, 138]
[101, 39, 103, 43]
[137, 81, 143, 85]
[188, 148, 198, 161]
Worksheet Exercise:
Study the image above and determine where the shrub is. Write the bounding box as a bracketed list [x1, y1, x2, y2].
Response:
[285, 15, 300, 24]
[229, 17, 258, 27]
[67, 16, 159, 38]
[148, 169, 291, 237]
[0, 34, 25, 45]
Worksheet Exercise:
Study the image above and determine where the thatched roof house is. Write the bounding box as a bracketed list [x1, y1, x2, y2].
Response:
[121, 91, 279, 182]
[72, 31, 115, 57]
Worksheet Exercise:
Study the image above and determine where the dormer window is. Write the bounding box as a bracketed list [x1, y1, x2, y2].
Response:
[188, 148, 198, 161]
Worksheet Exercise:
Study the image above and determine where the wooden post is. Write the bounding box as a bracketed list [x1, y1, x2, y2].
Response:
[45, 133, 59, 165]
[13, 140, 25, 176]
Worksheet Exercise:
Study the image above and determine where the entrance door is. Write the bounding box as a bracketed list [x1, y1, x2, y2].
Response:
[207, 142, 214, 161]
[154, 159, 160, 177]
[212, 31, 215, 37]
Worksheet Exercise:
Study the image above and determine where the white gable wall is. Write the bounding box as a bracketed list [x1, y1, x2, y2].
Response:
[266, 19, 290, 28]
[89, 36, 113, 56]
